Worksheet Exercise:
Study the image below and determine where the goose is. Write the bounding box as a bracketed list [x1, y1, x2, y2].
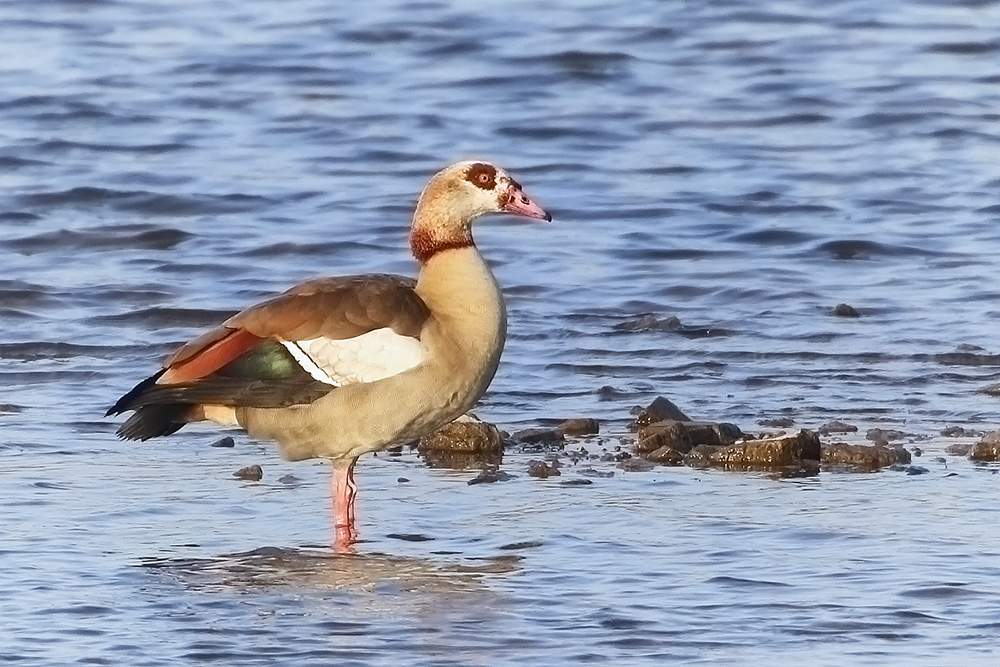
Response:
[107, 161, 550, 551]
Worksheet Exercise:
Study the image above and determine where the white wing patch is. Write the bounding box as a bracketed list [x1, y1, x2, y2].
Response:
[280, 327, 424, 387]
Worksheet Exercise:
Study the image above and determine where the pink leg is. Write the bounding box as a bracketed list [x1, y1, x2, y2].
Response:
[331, 458, 358, 553]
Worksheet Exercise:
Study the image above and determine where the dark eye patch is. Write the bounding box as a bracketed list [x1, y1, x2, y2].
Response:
[465, 162, 497, 190]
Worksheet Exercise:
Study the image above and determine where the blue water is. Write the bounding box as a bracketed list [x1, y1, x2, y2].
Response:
[3, 0, 1000, 664]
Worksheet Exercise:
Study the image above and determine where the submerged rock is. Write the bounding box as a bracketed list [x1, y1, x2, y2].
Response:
[817, 420, 858, 435]
[233, 465, 262, 481]
[467, 466, 515, 485]
[866, 428, 910, 446]
[210, 436, 235, 448]
[821, 443, 911, 471]
[757, 416, 795, 428]
[941, 426, 980, 438]
[946, 443, 974, 456]
[970, 431, 1000, 461]
[511, 427, 565, 445]
[629, 396, 691, 430]
[418, 418, 503, 469]
[832, 303, 860, 317]
[557, 418, 600, 437]
[527, 459, 561, 478]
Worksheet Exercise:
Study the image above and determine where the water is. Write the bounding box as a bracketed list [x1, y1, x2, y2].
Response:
[3, 0, 1000, 664]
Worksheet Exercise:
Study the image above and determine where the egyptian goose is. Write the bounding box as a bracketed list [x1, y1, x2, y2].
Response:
[107, 161, 550, 550]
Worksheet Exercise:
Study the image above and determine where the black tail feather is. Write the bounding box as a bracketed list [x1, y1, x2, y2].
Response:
[106, 369, 167, 416]
[116, 404, 189, 441]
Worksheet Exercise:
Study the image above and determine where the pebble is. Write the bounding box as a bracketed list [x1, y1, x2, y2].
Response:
[467, 467, 515, 485]
[210, 436, 235, 448]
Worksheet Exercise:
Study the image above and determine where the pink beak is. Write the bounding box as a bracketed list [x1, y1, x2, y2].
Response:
[502, 183, 552, 222]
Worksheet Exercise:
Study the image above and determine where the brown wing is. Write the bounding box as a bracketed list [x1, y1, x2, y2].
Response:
[161, 274, 429, 383]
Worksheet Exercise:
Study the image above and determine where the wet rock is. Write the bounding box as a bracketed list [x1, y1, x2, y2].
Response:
[0, 403, 23, 413]
[557, 418, 600, 437]
[629, 396, 691, 430]
[941, 426, 980, 438]
[817, 420, 858, 435]
[560, 478, 593, 486]
[527, 459, 561, 478]
[686, 430, 821, 470]
[511, 427, 565, 445]
[636, 419, 743, 455]
[821, 443, 911, 470]
[645, 445, 685, 466]
[277, 474, 300, 484]
[233, 465, 262, 481]
[397, 477, 409, 483]
[832, 303, 860, 317]
[757, 417, 795, 428]
[982, 383, 1000, 397]
[577, 467, 614, 478]
[970, 431, 1000, 461]
[467, 466, 515, 485]
[911, 447, 922, 457]
[418, 418, 503, 469]
[888, 464, 929, 475]
[618, 457, 655, 472]
[946, 443, 973, 456]
[210, 436, 235, 448]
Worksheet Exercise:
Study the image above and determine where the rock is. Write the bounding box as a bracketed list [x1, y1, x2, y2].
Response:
[418, 418, 503, 469]
[821, 443, 911, 470]
[397, 477, 410, 483]
[717, 430, 820, 466]
[817, 420, 858, 435]
[911, 447, 922, 457]
[557, 418, 600, 437]
[511, 427, 565, 445]
[832, 303, 860, 317]
[970, 431, 1000, 461]
[941, 426, 980, 438]
[629, 396, 691, 431]
[618, 457, 655, 472]
[757, 417, 795, 428]
[277, 474, 300, 484]
[645, 445, 685, 465]
[559, 478, 593, 486]
[0, 403, 23, 413]
[946, 443, 973, 456]
[685, 444, 723, 468]
[233, 465, 262, 481]
[527, 459, 561, 478]
[866, 428, 909, 446]
[467, 466, 515, 485]
[982, 383, 1000, 397]
[210, 436, 235, 448]
[636, 419, 743, 455]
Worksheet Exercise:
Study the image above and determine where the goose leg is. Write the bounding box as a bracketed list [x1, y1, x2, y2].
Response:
[331, 457, 358, 553]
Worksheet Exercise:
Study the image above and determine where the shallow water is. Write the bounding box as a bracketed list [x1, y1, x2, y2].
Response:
[3, 0, 1000, 664]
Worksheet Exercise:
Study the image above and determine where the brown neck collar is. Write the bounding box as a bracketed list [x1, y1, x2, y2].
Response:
[410, 226, 474, 263]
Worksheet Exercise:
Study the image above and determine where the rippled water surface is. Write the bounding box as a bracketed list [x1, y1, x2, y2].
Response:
[3, 0, 1000, 664]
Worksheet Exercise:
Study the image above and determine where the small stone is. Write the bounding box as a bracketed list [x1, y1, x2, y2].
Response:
[645, 445, 685, 465]
[527, 460, 561, 478]
[832, 303, 860, 317]
[397, 477, 410, 483]
[629, 396, 692, 430]
[277, 474, 300, 484]
[911, 447, 922, 457]
[941, 426, 979, 438]
[559, 478, 593, 486]
[233, 465, 262, 481]
[697, 430, 821, 469]
[557, 418, 600, 437]
[982, 383, 1000, 397]
[636, 420, 742, 455]
[511, 427, 565, 445]
[906, 466, 929, 475]
[817, 420, 858, 435]
[419, 418, 504, 469]
[210, 436, 235, 448]
[467, 466, 515, 485]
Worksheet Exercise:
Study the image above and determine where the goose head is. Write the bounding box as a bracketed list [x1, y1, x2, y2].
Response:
[411, 161, 550, 263]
